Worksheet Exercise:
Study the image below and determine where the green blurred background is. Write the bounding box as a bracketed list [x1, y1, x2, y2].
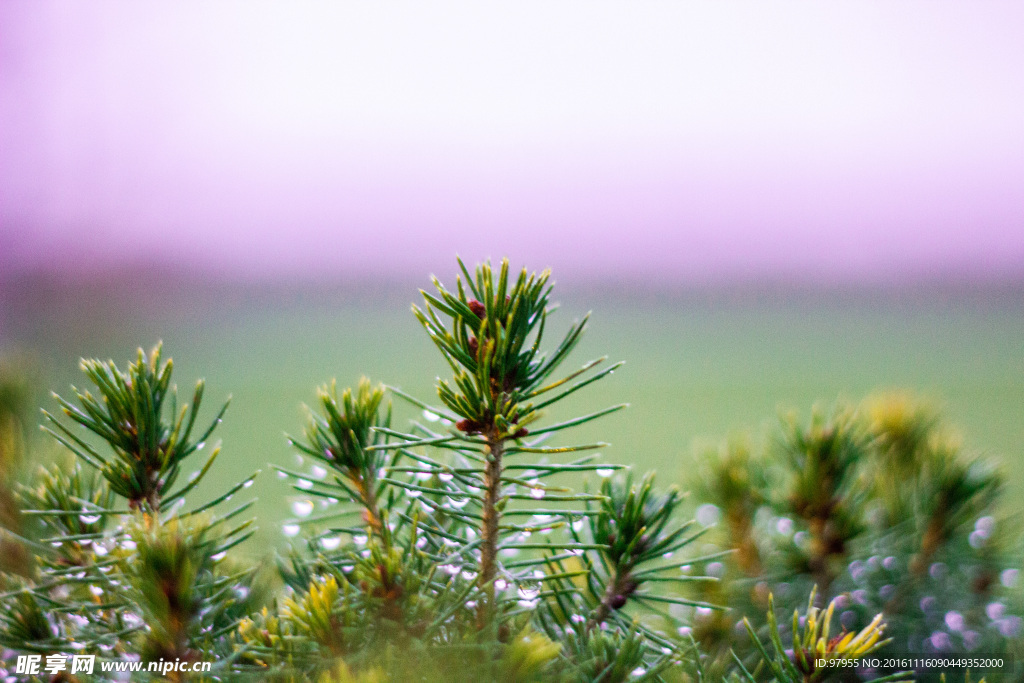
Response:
[2, 274, 1022, 555]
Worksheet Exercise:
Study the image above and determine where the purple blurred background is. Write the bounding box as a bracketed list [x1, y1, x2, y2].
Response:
[2, 2, 1024, 284]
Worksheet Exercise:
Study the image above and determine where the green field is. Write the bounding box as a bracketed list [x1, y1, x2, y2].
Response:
[4, 279, 1023, 554]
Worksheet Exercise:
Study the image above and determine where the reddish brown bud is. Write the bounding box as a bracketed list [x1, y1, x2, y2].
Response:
[511, 428, 529, 439]
[610, 594, 628, 610]
[456, 418, 484, 435]
[468, 336, 479, 357]
[467, 299, 486, 319]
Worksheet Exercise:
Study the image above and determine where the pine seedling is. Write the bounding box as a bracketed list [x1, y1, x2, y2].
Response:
[694, 441, 765, 579]
[0, 344, 259, 679]
[738, 588, 911, 683]
[267, 259, 711, 681]
[40, 343, 230, 514]
[285, 378, 392, 539]
[581, 473, 705, 631]
[777, 408, 869, 602]
[383, 258, 628, 625]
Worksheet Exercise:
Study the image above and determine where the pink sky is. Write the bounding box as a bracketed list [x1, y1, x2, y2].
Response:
[2, 2, 1024, 282]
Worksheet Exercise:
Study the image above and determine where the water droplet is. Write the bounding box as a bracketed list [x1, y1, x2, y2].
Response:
[442, 564, 460, 575]
[422, 410, 440, 422]
[495, 579, 508, 591]
[572, 519, 585, 532]
[79, 513, 101, 525]
[320, 536, 342, 550]
[408, 489, 422, 498]
[696, 504, 721, 527]
[196, 441, 206, 450]
[930, 631, 952, 652]
[89, 585, 104, 596]
[975, 515, 996, 536]
[631, 668, 645, 677]
[310, 465, 327, 479]
[353, 535, 368, 546]
[1001, 568, 1019, 587]
[282, 524, 300, 537]
[596, 468, 614, 478]
[415, 469, 433, 481]
[776, 517, 794, 536]
[530, 487, 545, 500]
[945, 611, 964, 632]
[987, 602, 1006, 621]
[121, 540, 136, 550]
[277, 471, 287, 479]
[438, 472, 454, 482]
[999, 616, 1023, 637]
[447, 496, 469, 509]
[211, 551, 227, 562]
[243, 479, 254, 488]
[292, 500, 314, 517]
[296, 479, 314, 490]
[94, 543, 109, 557]
[518, 586, 540, 601]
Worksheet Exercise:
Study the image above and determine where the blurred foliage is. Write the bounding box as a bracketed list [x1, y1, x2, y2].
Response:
[686, 392, 1022, 682]
[0, 359, 33, 576]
